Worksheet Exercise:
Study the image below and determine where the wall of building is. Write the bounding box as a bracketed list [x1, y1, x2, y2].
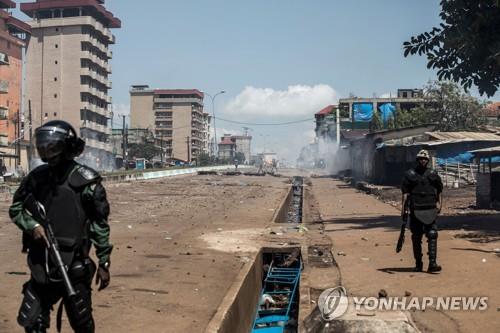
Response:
[0, 18, 23, 143]
[130, 92, 154, 129]
[171, 104, 191, 161]
[25, 23, 83, 129]
[234, 137, 251, 163]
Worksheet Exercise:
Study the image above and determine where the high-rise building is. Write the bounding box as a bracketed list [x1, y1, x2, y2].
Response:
[20, 0, 120, 169]
[0, 0, 31, 171]
[130, 85, 210, 163]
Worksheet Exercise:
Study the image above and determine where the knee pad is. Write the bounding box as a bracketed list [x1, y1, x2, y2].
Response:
[65, 287, 93, 328]
[427, 229, 438, 240]
[17, 282, 43, 328]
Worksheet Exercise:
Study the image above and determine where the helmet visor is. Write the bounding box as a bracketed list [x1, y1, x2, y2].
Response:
[34, 126, 67, 161]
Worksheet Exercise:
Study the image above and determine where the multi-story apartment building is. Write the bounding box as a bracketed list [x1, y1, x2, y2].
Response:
[232, 135, 252, 163]
[130, 85, 210, 163]
[20, 0, 120, 170]
[0, 0, 31, 172]
[217, 134, 252, 163]
[202, 112, 211, 155]
[338, 89, 425, 129]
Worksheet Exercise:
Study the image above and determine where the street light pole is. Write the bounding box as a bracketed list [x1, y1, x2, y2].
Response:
[204, 90, 225, 158]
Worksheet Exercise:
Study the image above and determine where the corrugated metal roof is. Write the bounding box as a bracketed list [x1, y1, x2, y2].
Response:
[468, 146, 500, 155]
[425, 131, 500, 141]
[315, 105, 336, 116]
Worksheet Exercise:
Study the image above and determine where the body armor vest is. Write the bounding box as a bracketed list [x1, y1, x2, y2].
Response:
[26, 163, 98, 284]
[408, 168, 438, 210]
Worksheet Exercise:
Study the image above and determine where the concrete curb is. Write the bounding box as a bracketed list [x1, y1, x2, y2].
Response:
[103, 165, 251, 183]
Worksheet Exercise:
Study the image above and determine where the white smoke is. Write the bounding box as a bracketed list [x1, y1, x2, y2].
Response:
[317, 136, 351, 174]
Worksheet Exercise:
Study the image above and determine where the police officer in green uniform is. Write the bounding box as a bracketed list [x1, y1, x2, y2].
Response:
[9, 120, 112, 333]
[402, 149, 443, 273]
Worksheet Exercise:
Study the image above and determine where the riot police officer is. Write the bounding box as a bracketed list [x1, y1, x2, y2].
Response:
[9, 120, 112, 332]
[401, 149, 443, 273]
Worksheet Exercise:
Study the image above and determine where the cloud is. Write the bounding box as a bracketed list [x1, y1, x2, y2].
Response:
[223, 84, 338, 118]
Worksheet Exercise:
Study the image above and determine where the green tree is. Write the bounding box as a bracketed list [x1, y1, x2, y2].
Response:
[198, 152, 215, 166]
[403, 0, 500, 97]
[419, 81, 486, 131]
[128, 143, 161, 160]
[369, 109, 383, 132]
[234, 152, 246, 163]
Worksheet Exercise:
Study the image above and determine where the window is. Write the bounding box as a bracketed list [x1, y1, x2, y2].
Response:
[54, 77, 58, 82]
[55, 44, 59, 48]
[54, 94, 58, 98]
[402, 92, 408, 98]
[55, 28, 59, 32]
[55, 60, 58, 65]
[53, 112, 57, 116]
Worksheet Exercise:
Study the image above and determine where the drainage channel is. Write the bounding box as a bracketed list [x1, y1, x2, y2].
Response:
[288, 177, 304, 223]
[274, 176, 304, 224]
[251, 248, 302, 333]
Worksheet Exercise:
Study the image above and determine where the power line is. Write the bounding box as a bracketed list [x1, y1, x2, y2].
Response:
[214, 116, 314, 126]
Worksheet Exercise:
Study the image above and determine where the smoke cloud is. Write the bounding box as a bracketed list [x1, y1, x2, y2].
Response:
[224, 84, 338, 117]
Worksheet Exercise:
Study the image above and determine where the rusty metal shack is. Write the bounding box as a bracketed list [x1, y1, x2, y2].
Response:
[469, 146, 500, 209]
[351, 128, 500, 186]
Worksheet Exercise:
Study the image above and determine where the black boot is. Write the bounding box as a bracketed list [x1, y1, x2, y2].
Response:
[411, 234, 423, 272]
[427, 230, 441, 273]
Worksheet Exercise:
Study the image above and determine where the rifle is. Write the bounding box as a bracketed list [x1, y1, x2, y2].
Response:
[396, 196, 410, 253]
[23, 194, 76, 297]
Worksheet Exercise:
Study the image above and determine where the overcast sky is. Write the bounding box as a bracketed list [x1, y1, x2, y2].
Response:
[17, 0, 500, 162]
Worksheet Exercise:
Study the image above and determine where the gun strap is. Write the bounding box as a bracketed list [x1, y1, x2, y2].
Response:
[56, 299, 64, 332]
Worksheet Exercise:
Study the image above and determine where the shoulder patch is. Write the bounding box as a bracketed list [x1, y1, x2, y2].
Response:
[78, 166, 99, 180]
[69, 165, 101, 188]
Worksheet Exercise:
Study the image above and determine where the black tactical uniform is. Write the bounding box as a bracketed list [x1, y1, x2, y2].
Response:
[402, 152, 443, 272]
[9, 121, 112, 333]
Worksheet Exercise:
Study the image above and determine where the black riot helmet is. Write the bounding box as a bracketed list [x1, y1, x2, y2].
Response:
[34, 120, 85, 165]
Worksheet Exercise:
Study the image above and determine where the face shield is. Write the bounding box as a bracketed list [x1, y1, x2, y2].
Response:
[33, 126, 68, 163]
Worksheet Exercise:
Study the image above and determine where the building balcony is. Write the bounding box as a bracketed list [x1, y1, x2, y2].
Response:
[154, 97, 203, 105]
[81, 85, 109, 103]
[81, 50, 108, 70]
[0, 80, 8, 94]
[85, 138, 112, 152]
[81, 102, 110, 118]
[80, 68, 109, 86]
[82, 35, 109, 56]
[81, 121, 112, 135]
[0, 106, 7, 120]
[0, 134, 7, 147]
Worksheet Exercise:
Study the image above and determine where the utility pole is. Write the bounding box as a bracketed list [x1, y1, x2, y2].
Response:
[186, 136, 190, 164]
[160, 134, 164, 164]
[28, 100, 33, 169]
[122, 115, 127, 169]
[336, 106, 340, 147]
[14, 112, 20, 169]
